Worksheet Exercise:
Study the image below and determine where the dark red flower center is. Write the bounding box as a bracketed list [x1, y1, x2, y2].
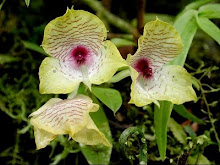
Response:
[71, 46, 88, 65]
[134, 58, 153, 78]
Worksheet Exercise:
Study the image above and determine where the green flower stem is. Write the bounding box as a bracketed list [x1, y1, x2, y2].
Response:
[81, 0, 140, 38]
[202, 93, 220, 151]
[107, 69, 130, 83]
[119, 126, 147, 164]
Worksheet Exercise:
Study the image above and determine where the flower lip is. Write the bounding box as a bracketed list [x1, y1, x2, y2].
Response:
[134, 58, 153, 79]
[71, 45, 89, 66]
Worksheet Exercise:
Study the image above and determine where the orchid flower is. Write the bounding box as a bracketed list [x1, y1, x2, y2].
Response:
[29, 95, 111, 149]
[127, 18, 197, 107]
[40, 8, 127, 94]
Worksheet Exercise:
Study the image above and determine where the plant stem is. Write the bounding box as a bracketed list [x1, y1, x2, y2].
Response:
[0, 0, 6, 10]
[81, 0, 140, 38]
[202, 92, 220, 151]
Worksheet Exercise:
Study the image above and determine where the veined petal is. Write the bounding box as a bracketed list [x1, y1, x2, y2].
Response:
[89, 40, 127, 84]
[42, 8, 107, 61]
[72, 116, 112, 147]
[39, 57, 82, 94]
[130, 65, 197, 106]
[129, 18, 183, 71]
[30, 95, 100, 149]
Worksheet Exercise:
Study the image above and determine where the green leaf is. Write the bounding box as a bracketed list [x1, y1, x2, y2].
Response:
[192, 76, 201, 91]
[195, 15, 220, 44]
[170, 10, 198, 66]
[168, 118, 187, 144]
[110, 38, 136, 47]
[91, 86, 122, 115]
[80, 96, 112, 165]
[184, 125, 197, 139]
[0, 0, 6, 10]
[0, 54, 21, 64]
[173, 105, 205, 124]
[25, 0, 30, 7]
[199, 4, 220, 19]
[22, 41, 48, 56]
[178, 0, 215, 17]
[188, 154, 210, 164]
[154, 101, 173, 160]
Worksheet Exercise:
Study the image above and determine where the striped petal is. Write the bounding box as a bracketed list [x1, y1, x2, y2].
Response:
[89, 40, 128, 84]
[42, 8, 106, 61]
[30, 95, 111, 149]
[129, 65, 197, 106]
[129, 18, 183, 72]
[40, 8, 127, 92]
[39, 57, 82, 94]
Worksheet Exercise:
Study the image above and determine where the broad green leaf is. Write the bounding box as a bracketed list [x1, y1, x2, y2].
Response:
[80, 96, 112, 165]
[25, 0, 30, 7]
[170, 10, 198, 66]
[199, 4, 220, 19]
[154, 101, 173, 160]
[22, 41, 48, 56]
[188, 154, 210, 164]
[168, 118, 187, 144]
[91, 86, 122, 115]
[173, 105, 205, 124]
[196, 15, 220, 44]
[110, 38, 136, 47]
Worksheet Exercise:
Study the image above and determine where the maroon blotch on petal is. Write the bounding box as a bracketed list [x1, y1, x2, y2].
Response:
[134, 58, 153, 79]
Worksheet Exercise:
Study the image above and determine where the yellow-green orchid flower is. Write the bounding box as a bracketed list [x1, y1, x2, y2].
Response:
[127, 18, 197, 107]
[40, 8, 127, 94]
[29, 95, 111, 149]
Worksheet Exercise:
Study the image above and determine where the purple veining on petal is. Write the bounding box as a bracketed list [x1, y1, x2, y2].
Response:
[134, 58, 153, 79]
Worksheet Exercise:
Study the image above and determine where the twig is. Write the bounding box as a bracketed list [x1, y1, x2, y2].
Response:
[137, 0, 146, 34]
[81, 0, 140, 38]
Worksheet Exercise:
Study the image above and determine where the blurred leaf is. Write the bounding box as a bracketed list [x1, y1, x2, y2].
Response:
[91, 86, 122, 115]
[171, 10, 198, 66]
[199, 4, 220, 19]
[25, 0, 30, 7]
[132, 13, 174, 26]
[0, 0, 6, 10]
[192, 77, 200, 91]
[184, 125, 197, 139]
[154, 101, 173, 160]
[178, 0, 215, 17]
[0, 54, 21, 64]
[188, 154, 210, 164]
[110, 38, 136, 47]
[195, 15, 220, 44]
[168, 118, 187, 144]
[173, 105, 205, 124]
[80, 96, 112, 165]
[22, 41, 48, 56]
